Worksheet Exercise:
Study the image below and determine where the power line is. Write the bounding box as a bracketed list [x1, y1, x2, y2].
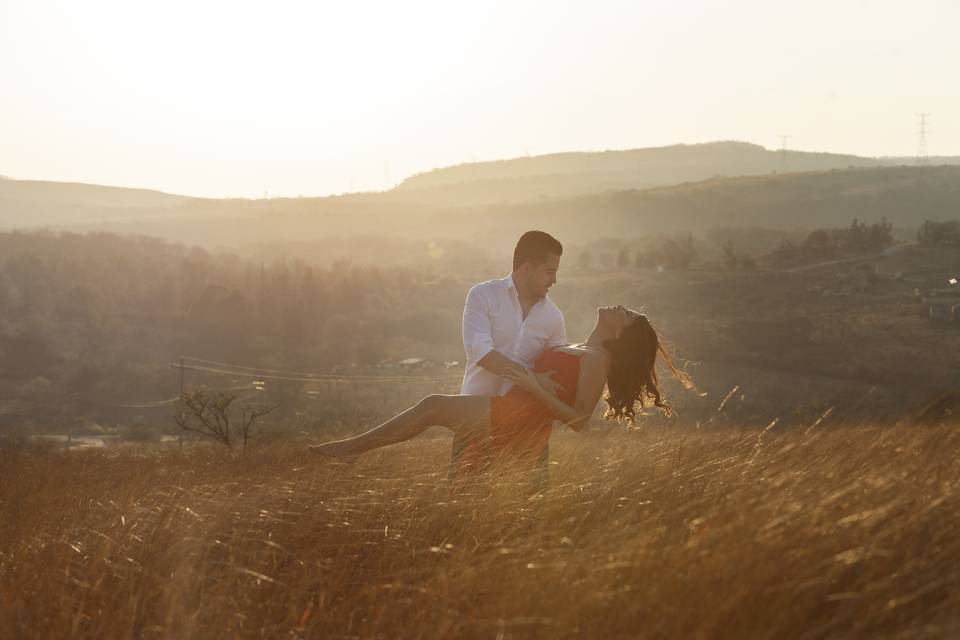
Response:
[105, 384, 254, 409]
[179, 355, 460, 381]
[181, 355, 343, 378]
[173, 357, 461, 384]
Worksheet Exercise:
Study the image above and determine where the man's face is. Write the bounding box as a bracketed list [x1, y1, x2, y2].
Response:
[519, 253, 561, 300]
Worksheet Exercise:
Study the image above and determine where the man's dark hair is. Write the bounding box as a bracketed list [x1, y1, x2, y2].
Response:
[512, 231, 563, 270]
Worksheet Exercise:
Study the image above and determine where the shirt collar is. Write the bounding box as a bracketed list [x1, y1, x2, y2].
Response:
[504, 274, 546, 308]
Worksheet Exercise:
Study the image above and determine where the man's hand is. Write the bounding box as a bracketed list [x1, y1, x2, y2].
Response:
[503, 368, 565, 398]
[532, 369, 565, 398]
[479, 351, 526, 378]
[479, 352, 565, 397]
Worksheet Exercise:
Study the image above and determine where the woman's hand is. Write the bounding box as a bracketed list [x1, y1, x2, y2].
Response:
[505, 365, 584, 427]
[504, 367, 557, 395]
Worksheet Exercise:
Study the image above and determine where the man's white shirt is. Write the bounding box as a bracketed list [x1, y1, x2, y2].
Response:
[461, 274, 566, 397]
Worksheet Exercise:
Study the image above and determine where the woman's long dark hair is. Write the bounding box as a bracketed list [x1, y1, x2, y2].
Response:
[602, 314, 672, 423]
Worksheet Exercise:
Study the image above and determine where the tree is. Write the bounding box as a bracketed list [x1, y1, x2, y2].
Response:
[1, 331, 57, 377]
[0, 272, 8, 314]
[172, 387, 278, 451]
[616, 247, 631, 268]
[867, 217, 894, 249]
[771, 239, 799, 267]
[847, 218, 867, 251]
[802, 229, 835, 259]
[917, 219, 960, 246]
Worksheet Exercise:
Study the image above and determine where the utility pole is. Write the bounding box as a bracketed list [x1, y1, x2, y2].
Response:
[779, 134, 791, 172]
[916, 113, 931, 166]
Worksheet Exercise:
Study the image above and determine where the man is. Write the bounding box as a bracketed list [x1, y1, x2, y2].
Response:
[451, 230, 566, 477]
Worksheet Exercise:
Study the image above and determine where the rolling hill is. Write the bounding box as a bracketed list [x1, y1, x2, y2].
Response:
[0, 179, 197, 229]
[391, 141, 892, 205]
[0, 141, 916, 229]
[4, 144, 960, 255]
[459, 164, 960, 241]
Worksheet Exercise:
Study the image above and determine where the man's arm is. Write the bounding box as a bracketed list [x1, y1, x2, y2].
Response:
[463, 285, 558, 393]
[463, 284, 526, 376]
[478, 339, 566, 398]
[480, 349, 563, 397]
[503, 351, 607, 432]
[477, 349, 526, 377]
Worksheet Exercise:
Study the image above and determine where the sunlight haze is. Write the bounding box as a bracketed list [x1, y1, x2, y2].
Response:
[2, 0, 957, 197]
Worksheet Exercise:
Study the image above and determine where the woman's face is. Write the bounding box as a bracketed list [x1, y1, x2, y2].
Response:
[598, 304, 642, 338]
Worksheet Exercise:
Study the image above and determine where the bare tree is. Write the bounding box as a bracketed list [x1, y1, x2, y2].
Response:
[173, 386, 278, 451]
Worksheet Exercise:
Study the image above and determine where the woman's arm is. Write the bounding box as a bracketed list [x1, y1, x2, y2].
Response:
[503, 351, 608, 432]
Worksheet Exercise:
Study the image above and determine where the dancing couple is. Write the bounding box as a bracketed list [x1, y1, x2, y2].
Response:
[311, 231, 682, 481]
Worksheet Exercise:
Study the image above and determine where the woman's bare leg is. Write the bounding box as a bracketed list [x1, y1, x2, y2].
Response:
[310, 394, 490, 458]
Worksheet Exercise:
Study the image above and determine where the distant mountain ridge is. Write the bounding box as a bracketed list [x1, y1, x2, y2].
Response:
[0, 179, 196, 229]
[5, 141, 960, 231]
[399, 142, 861, 186]
[390, 141, 900, 206]
[459, 164, 960, 241]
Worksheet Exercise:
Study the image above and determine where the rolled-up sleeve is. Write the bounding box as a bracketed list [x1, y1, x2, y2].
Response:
[547, 308, 567, 348]
[462, 284, 496, 362]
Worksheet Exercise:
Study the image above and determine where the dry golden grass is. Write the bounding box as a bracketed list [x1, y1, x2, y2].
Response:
[2, 425, 959, 639]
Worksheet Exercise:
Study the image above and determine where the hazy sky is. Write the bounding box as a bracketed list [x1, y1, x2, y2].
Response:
[2, 0, 958, 198]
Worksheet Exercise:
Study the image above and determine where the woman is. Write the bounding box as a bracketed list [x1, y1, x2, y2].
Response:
[309, 305, 680, 469]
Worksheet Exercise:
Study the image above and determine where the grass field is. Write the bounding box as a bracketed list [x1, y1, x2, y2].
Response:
[2, 424, 958, 639]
